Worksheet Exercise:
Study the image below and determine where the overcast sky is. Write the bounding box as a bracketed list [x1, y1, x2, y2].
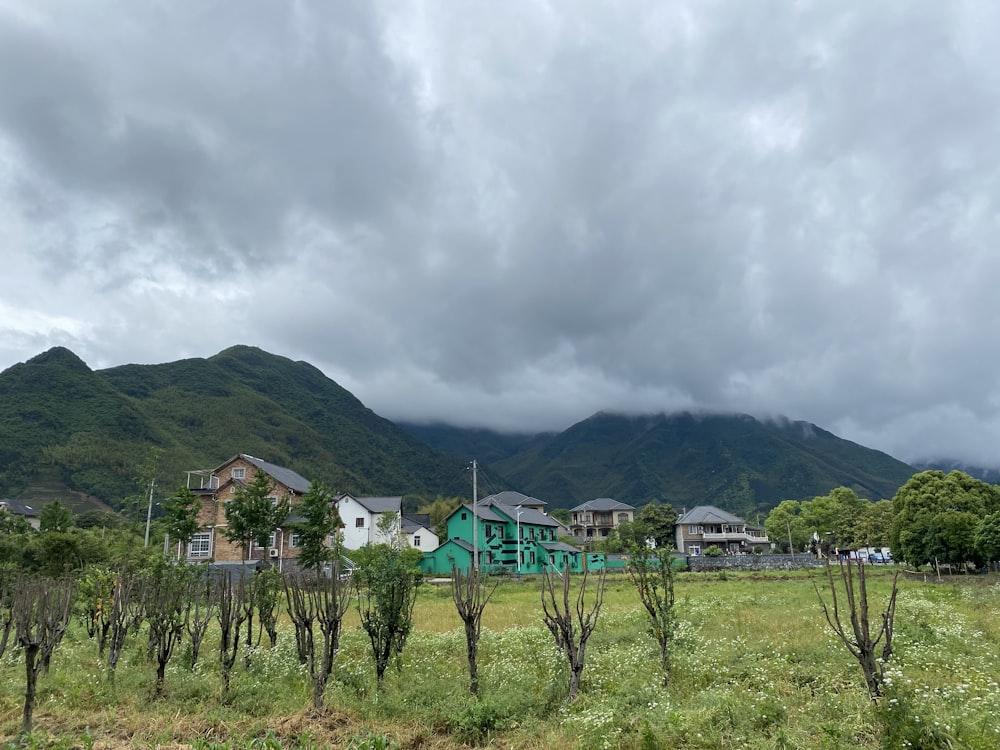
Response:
[2, 1, 1000, 465]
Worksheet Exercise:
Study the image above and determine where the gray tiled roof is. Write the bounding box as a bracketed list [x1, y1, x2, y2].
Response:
[238, 454, 312, 494]
[541, 541, 581, 553]
[569, 498, 635, 512]
[482, 499, 560, 527]
[480, 490, 546, 507]
[677, 505, 748, 525]
[354, 496, 402, 514]
[401, 514, 432, 534]
[0, 499, 37, 516]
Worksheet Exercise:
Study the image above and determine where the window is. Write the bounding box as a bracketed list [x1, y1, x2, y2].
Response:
[355, 517, 365, 528]
[530, 528, 535, 540]
[689, 545, 701, 556]
[688, 525, 700, 534]
[232, 467, 245, 480]
[530, 551, 536, 565]
[497, 526, 504, 539]
[485, 524, 491, 537]
[290, 533, 301, 548]
[229, 486, 236, 494]
[414, 535, 421, 547]
[188, 532, 211, 558]
[461, 512, 467, 520]
[617, 513, 629, 523]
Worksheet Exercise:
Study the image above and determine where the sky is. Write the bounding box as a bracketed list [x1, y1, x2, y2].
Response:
[1, 1, 999, 466]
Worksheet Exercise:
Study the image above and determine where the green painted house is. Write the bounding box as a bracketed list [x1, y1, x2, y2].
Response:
[420, 491, 584, 575]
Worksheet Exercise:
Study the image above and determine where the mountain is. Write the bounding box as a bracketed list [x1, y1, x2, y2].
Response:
[0, 346, 469, 511]
[406, 411, 917, 517]
[911, 459, 999, 484]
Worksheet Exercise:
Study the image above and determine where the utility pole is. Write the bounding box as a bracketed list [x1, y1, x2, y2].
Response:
[144, 478, 156, 547]
[471, 460, 479, 571]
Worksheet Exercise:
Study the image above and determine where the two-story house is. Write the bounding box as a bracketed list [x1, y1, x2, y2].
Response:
[185, 454, 311, 567]
[336, 494, 404, 549]
[420, 491, 581, 575]
[569, 498, 636, 542]
[674, 505, 769, 556]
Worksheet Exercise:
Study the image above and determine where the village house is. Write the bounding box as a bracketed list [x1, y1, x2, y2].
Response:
[568, 497, 636, 542]
[420, 490, 581, 575]
[674, 505, 769, 555]
[184, 454, 311, 568]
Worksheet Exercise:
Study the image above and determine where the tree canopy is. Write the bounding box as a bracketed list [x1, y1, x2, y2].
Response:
[889, 470, 1000, 566]
[222, 470, 290, 561]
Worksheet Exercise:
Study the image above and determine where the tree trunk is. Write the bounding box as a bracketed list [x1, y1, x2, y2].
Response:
[22, 644, 39, 734]
[465, 620, 479, 696]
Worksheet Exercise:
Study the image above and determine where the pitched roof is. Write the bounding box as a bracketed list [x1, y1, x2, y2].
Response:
[677, 505, 748, 526]
[541, 541, 581, 553]
[480, 490, 546, 507]
[481, 498, 560, 527]
[220, 454, 312, 494]
[569, 498, 635, 512]
[353, 496, 402, 514]
[0, 499, 37, 516]
[401, 513, 432, 534]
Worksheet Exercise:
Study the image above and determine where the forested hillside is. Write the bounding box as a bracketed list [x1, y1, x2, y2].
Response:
[0, 346, 469, 511]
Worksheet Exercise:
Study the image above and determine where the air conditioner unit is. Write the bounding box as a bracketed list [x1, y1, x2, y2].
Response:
[268, 548, 279, 558]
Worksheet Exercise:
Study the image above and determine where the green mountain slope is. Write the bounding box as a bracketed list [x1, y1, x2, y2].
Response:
[423, 412, 917, 516]
[0, 346, 469, 509]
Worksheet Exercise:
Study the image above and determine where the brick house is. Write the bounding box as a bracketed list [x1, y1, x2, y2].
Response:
[185, 454, 311, 567]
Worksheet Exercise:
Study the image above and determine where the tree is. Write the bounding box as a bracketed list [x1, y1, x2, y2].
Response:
[814, 558, 899, 701]
[450, 564, 498, 695]
[764, 500, 810, 553]
[418, 496, 463, 540]
[854, 500, 895, 548]
[14, 576, 73, 733]
[144, 561, 194, 696]
[625, 544, 676, 687]
[223, 470, 290, 562]
[975, 512, 1000, 567]
[541, 565, 607, 703]
[105, 566, 146, 675]
[284, 559, 353, 709]
[354, 544, 421, 689]
[216, 571, 251, 697]
[890, 470, 1000, 566]
[162, 486, 202, 557]
[634, 503, 678, 548]
[39, 500, 73, 533]
[802, 487, 869, 549]
[293, 482, 341, 573]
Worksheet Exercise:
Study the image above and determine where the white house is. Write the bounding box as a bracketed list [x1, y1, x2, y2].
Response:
[402, 513, 439, 553]
[337, 494, 402, 550]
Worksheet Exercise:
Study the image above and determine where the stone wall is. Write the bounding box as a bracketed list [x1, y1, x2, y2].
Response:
[686, 553, 821, 572]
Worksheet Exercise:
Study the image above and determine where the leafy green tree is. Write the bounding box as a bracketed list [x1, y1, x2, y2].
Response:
[353, 544, 421, 689]
[764, 500, 810, 553]
[39, 501, 73, 533]
[890, 470, 1000, 566]
[0, 508, 33, 535]
[162, 486, 202, 557]
[802, 487, 869, 548]
[635, 503, 678, 548]
[292, 482, 341, 573]
[549, 507, 571, 526]
[975, 512, 1000, 565]
[223, 470, 290, 561]
[854, 500, 895, 548]
[417, 496, 463, 540]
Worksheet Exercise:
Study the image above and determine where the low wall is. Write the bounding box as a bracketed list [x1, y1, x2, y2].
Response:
[686, 553, 820, 572]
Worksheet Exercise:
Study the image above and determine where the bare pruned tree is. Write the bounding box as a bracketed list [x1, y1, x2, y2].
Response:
[185, 567, 215, 671]
[217, 570, 251, 698]
[0, 567, 15, 659]
[14, 576, 73, 734]
[625, 545, 677, 687]
[541, 565, 607, 703]
[451, 564, 498, 696]
[284, 561, 352, 709]
[815, 557, 899, 701]
[78, 567, 115, 660]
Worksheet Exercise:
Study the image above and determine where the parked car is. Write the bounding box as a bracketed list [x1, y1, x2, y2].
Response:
[868, 552, 891, 564]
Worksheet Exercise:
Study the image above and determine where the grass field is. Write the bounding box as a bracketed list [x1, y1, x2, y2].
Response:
[1, 568, 998, 749]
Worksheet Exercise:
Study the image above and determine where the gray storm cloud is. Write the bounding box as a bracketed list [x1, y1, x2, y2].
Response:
[2, 1, 1000, 465]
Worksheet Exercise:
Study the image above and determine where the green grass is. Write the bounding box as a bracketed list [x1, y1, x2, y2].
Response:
[1, 570, 998, 748]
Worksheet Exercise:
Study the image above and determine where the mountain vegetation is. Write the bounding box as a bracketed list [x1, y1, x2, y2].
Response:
[409, 412, 916, 517]
[0, 346, 469, 513]
[2, 346, 917, 520]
